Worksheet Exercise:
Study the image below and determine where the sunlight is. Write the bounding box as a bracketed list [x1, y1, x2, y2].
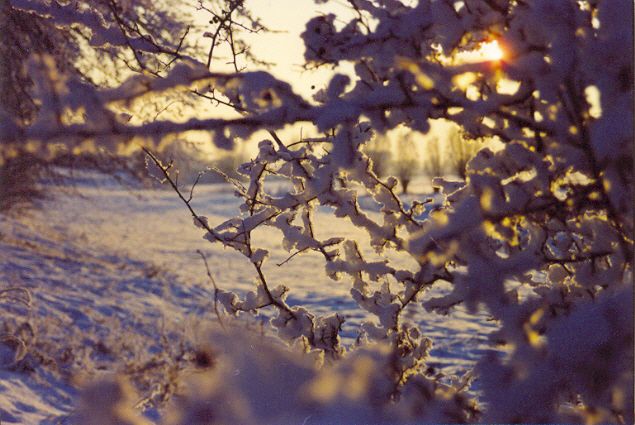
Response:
[454, 39, 505, 64]
[478, 40, 504, 62]
[5, 1, 631, 423]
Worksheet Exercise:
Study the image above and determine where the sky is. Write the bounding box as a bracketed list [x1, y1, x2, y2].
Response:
[240, 0, 356, 98]
[186, 0, 358, 155]
[200, 1, 504, 101]
[186, 0, 501, 157]
[241, 0, 327, 96]
[192, 0, 354, 102]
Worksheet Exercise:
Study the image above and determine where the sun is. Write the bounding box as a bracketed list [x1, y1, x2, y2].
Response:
[478, 40, 504, 62]
[455, 39, 505, 64]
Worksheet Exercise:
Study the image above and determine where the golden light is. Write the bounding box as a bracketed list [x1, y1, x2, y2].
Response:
[478, 40, 504, 62]
[455, 39, 505, 64]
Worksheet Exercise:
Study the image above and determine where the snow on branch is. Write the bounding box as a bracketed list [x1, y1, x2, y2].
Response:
[2, 0, 632, 423]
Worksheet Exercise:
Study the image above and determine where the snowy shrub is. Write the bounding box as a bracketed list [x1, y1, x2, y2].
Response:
[0, 0, 191, 210]
[75, 375, 152, 425]
[79, 327, 477, 425]
[1, 0, 632, 424]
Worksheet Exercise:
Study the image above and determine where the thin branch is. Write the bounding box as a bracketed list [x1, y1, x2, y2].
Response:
[107, 0, 145, 71]
[142, 147, 223, 242]
[196, 249, 226, 330]
[276, 247, 310, 267]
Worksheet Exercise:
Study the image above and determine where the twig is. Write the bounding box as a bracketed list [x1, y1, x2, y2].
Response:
[276, 247, 310, 267]
[142, 147, 223, 242]
[196, 250, 226, 330]
[107, 0, 146, 71]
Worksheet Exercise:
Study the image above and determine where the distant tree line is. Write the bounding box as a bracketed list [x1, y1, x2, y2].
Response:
[364, 125, 486, 193]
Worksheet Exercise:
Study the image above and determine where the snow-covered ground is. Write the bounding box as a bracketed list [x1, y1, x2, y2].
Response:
[0, 172, 498, 423]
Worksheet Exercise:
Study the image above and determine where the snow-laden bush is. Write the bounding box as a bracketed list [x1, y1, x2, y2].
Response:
[75, 327, 477, 425]
[2, 0, 632, 423]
